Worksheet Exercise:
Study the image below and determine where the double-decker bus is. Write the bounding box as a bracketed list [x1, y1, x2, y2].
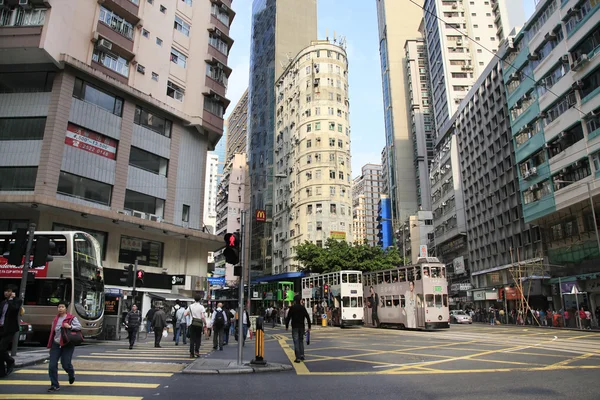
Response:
[302, 271, 364, 328]
[0, 231, 104, 341]
[363, 257, 449, 330]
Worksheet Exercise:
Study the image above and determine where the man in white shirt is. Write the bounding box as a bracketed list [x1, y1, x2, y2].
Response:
[184, 294, 206, 358]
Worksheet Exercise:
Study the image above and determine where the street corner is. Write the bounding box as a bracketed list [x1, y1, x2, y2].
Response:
[181, 359, 294, 374]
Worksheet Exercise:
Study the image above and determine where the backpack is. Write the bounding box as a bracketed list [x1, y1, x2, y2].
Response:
[214, 310, 225, 328]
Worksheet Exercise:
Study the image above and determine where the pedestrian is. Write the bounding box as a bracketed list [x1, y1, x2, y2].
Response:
[0, 285, 22, 378]
[211, 302, 227, 351]
[223, 306, 231, 345]
[185, 294, 207, 358]
[175, 302, 187, 346]
[151, 306, 167, 348]
[235, 308, 250, 346]
[285, 295, 311, 363]
[271, 307, 278, 328]
[47, 301, 81, 392]
[171, 302, 180, 342]
[145, 306, 155, 334]
[370, 286, 380, 327]
[124, 304, 141, 349]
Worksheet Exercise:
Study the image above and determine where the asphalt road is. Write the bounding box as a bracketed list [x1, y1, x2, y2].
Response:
[2, 324, 599, 399]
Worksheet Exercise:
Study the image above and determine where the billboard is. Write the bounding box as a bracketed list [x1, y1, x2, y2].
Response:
[330, 231, 346, 240]
[255, 209, 266, 222]
[453, 256, 465, 275]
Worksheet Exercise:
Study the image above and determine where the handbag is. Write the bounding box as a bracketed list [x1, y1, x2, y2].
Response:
[61, 327, 84, 346]
[191, 318, 204, 327]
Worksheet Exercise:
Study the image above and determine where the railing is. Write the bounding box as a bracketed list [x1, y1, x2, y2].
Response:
[92, 49, 130, 77]
[99, 7, 134, 40]
[0, 8, 46, 27]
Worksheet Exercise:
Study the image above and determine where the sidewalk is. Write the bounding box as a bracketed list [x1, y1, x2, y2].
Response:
[472, 321, 600, 332]
[182, 327, 293, 375]
[13, 348, 50, 368]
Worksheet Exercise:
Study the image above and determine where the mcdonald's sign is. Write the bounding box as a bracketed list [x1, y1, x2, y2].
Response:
[255, 209, 267, 222]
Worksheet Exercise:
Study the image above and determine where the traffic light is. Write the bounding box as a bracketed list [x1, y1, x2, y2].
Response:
[32, 236, 55, 268]
[223, 232, 240, 265]
[125, 264, 134, 287]
[7, 228, 27, 266]
[233, 265, 242, 276]
[324, 284, 329, 296]
[136, 270, 145, 287]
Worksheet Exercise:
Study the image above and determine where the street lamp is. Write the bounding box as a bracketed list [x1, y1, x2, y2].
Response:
[553, 179, 600, 254]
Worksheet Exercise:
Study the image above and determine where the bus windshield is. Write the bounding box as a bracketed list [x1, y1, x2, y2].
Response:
[73, 233, 104, 319]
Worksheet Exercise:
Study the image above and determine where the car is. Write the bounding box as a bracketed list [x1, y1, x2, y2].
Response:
[450, 310, 472, 324]
[19, 320, 34, 344]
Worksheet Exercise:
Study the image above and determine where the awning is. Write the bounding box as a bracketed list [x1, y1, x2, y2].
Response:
[146, 292, 195, 302]
[546, 272, 600, 284]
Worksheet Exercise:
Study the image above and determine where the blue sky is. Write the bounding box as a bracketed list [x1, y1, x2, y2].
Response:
[225, 0, 537, 177]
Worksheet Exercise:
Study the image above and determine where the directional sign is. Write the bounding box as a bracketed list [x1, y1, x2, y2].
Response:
[207, 277, 225, 286]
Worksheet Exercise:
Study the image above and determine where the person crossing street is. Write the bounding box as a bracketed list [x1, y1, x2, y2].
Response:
[124, 304, 141, 349]
[211, 302, 227, 351]
[285, 295, 311, 363]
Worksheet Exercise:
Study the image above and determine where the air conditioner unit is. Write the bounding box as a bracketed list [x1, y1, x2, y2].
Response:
[222, 4, 228, 11]
[560, 55, 570, 63]
[571, 54, 589, 71]
[530, 167, 538, 176]
[19, 0, 32, 9]
[148, 214, 162, 222]
[97, 39, 113, 51]
[527, 52, 539, 61]
[523, 170, 530, 179]
[117, 209, 132, 216]
[214, 29, 221, 37]
[545, 32, 557, 41]
[132, 210, 146, 219]
[442, 202, 447, 206]
[509, 72, 519, 82]
[559, 131, 568, 139]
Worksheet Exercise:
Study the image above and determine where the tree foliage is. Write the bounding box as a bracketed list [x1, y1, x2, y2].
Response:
[294, 239, 406, 274]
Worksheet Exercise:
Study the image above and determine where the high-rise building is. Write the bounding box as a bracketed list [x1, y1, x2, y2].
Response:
[248, 0, 317, 277]
[0, 0, 233, 294]
[203, 153, 219, 233]
[501, 0, 600, 307]
[452, 54, 539, 309]
[375, 0, 425, 222]
[272, 40, 352, 274]
[405, 37, 435, 210]
[211, 129, 227, 188]
[225, 89, 248, 163]
[380, 145, 391, 196]
[377, 195, 394, 248]
[352, 164, 384, 246]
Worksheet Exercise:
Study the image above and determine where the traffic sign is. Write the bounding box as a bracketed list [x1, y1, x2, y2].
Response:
[208, 277, 225, 286]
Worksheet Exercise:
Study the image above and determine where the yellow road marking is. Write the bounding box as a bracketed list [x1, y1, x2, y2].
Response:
[0, 396, 142, 400]
[89, 352, 191, 358]
[0, 381, 158, 388]
[77, 355, 192, 361]
[15, 369, 173, 377]
[276, 336, 309, 375]
[542, 353, 596, 369]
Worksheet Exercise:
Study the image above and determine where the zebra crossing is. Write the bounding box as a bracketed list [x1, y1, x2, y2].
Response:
[1, 340, 211, 399]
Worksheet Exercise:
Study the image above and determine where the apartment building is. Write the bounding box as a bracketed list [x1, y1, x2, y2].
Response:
[352, 164, 384, 246]
[405, 38, 435, 210]
[248, 0, 317, 277]
[501, 0, 600, 313]
[0, 0, 234, 295]
[376, 0, 424, 222]
[225, 89, 248, 162]
[272, 40, 352, 274]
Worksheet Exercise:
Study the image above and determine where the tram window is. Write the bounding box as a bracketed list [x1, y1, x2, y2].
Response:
[350, 297, 357, 307]
[415, 267, 422, 280]
[400, 295, 406, 308]
[377, 272, 383, 284]
[426, 294, 434, 307]
[407, 268, 414, 282]
[349, 274, 357, 283]
[398, 270, 406, 282]
[380, 296, 386, 308]
[343, 296, 350, 307]
[342, 274, 348, 283]
[358, 297, 363, 307]
[392, 295, 400, 307]
[383, 271, 390, 283]
[357, 274, 362, 284]
[435, 294, 442, 307]
[430, 267, 440, 278]
[391, 270, 398, 282]
[334, 275, 339, 285]
[422, 267, 430, 278]
[385, 298, 392, 307]
[443, 294, 448, 307]
[440, 267, 446, 278]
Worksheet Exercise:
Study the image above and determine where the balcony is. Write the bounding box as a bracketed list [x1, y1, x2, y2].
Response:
[94, 24, 135, 59]
[98, 0, 140, 24]
[0, 7, 49, 64]
[91, 48, 130, 84]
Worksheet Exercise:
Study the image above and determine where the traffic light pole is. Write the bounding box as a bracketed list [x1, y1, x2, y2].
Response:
[11, 223, 36, 356]
[132, 259, 138, 294]
[237, 210, 246, 365]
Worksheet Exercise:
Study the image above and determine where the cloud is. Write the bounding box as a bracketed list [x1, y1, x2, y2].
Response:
[224, 61, 249, 118]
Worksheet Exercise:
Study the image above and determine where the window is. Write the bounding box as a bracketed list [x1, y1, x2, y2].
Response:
[124, 190, 164, 217]
[306, 124, 312, 132]
[211, 3, 230, 26]
[339, 171, 344, 180]
[338, 124, 343, 133]
[330, 170, 336, 179]
[73, 78, 123, 116]
[204, 96, 224, 117]
[119, 235, 164, 268]
[306, 139, 312, 148]
[134, 106, 172, 137]
[57, 171, 112, 205]
[142, 29, 149, 38]
[166, 80, 185, 101]
[181, 0, 192, 5]
[182, 204, 190, 222]
[338, 139, 343, 148]
[136, 64, 145, 74]
[0, 167, 37, 192]
[330, 186, 335, 196]
[329, 122, 335, 131]
[330, 204, 337, 214]
[209, 33, 229, 55]
[160, 5, 167, 13]
[0, 7, 47, 27]
[0, 118, 46, 140]
[170, 48, 187, 68]
[316, 221, 322, 231]
[174, 16, 190, 36]
[99, 6, 134, 40]
[307, 205, 313, 214]
[156, 37, 163, 46]
[315, 107, 321, 115]
[329, 138, 335, 147]
[206, 63, 228, 86]
[152, 72, 159, 81]
[316, 187, 322, 195]
[92, 49, 129, 77]
[129, 147, 168, 176]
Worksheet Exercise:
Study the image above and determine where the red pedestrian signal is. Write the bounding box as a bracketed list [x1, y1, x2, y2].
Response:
[136, 269, 144, 287]
[223, 232, 240, 265]
[137, 270, 144, 280]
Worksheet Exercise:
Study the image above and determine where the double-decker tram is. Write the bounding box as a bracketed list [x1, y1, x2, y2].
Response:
[0, 231, 105, 341]
[363, 257, 449, 330]
[301, 271, 364, 327]
[251, 281, 295, 310]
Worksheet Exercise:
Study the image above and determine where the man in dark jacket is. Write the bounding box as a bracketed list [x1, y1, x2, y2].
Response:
[285, 295, 311, 363]
[125, 304, 141, 349]
[151, 306, 167, 348]
[0, 285, 22, 378]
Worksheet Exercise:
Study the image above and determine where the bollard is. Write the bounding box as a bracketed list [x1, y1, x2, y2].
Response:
[251, 316, 266, 365]
[321, 314, 327, 327]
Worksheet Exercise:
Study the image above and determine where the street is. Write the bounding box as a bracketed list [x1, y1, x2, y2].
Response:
[2, 324, 599, 399]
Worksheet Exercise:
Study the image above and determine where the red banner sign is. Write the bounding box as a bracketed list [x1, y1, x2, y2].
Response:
[255, 209, 266, 222]
[0, 256, 48, 278]
[65, 123, 117, 159]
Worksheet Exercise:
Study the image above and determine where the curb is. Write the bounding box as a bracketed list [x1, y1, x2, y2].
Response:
[15, 356, 49, 369]
[181, 362, 293, 375]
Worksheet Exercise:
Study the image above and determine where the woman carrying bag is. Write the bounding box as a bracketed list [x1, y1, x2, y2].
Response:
[47, 301, 82, 392]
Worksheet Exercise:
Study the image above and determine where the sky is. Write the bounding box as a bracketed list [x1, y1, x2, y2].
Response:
[224, 0, 538, 177]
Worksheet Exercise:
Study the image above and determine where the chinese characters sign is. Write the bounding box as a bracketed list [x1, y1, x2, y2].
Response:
[65, 123, 117, 159]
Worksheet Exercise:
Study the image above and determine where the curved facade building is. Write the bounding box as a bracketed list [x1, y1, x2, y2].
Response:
[272, 40, 352, 273]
